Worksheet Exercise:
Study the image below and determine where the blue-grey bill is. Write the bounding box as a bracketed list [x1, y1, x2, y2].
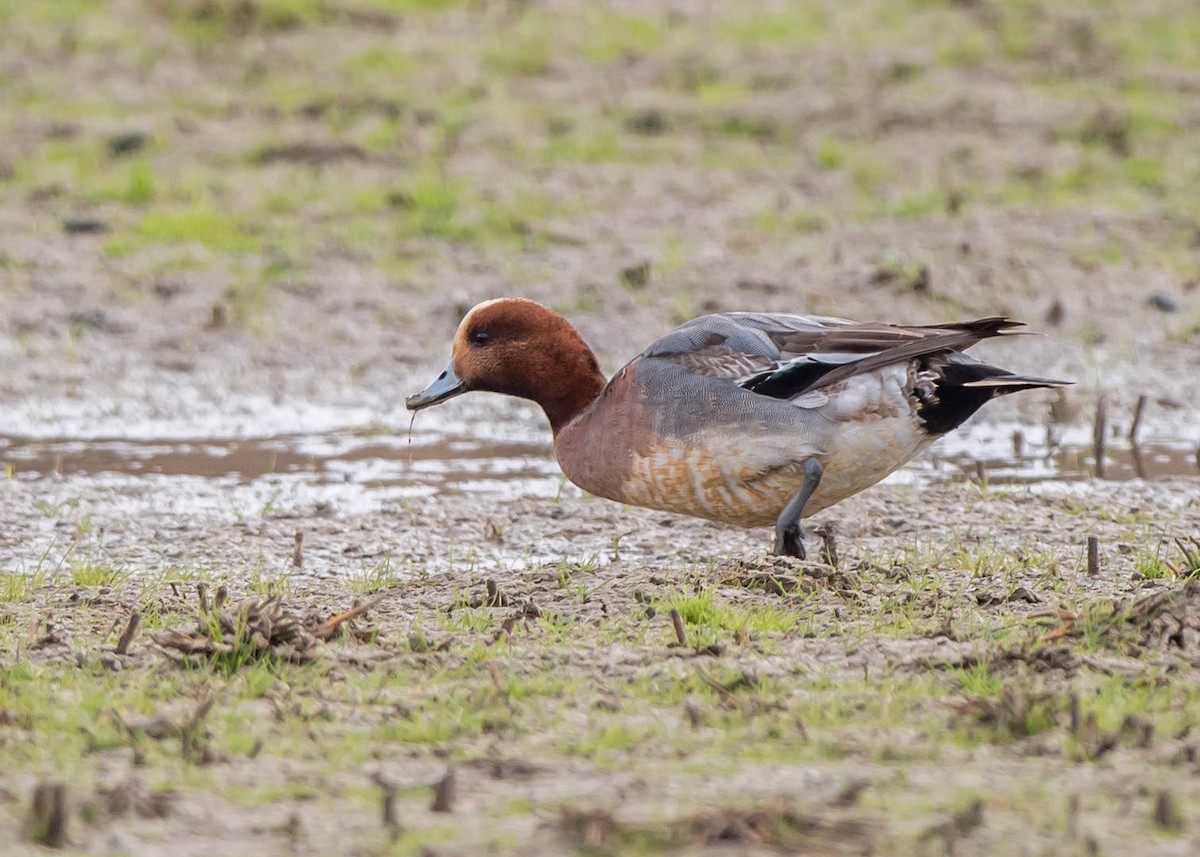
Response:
[406, 363, 467, 410]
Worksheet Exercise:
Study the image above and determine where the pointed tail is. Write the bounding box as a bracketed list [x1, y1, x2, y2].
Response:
[919, 363, 1072, 435]
[959, 374, 1072, 394]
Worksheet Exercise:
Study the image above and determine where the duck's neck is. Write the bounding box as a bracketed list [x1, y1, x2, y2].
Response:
[541, 351, 607, 435]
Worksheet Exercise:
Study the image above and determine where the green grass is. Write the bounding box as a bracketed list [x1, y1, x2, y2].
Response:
[1, 568, 49, 603]
[347, 554, 403, 593]
[133, 204, 261, 253]
[575, 10, 667, 64]
[0, 532, 1197, 851]
[658, 587, 811, 644]
[483, 11, 554, 77]
[245, 567, 291, 597]
[718, 6, 828, 47]
[4, 0, 1200, 851]
[69, 559, 130, 587]
[1134, 538, 1200, 580]
[154, 0, 483, 46]
[6, 0, 1199, 314]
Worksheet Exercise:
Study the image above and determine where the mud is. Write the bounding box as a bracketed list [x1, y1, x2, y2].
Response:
[4, 415, 1199, 490]
[3, 0, 1200, 854]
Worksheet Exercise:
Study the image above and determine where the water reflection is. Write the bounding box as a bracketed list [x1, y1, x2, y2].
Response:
[1, 421, 1197, 495]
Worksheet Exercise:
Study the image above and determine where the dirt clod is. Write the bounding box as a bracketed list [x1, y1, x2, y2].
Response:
[98, 776, 172, 819]
[62, 218, 109, 235]
[485, 578, 507, 607]
[26, 782, 68, 848]
[255, 142, 368, 165]
[560, 803, 876, 854]
[1152, 790, 1184, 833]
[431, 769, 457, 813]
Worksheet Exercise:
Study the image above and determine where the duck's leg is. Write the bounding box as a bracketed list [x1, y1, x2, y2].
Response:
[772, 459, 824, 558]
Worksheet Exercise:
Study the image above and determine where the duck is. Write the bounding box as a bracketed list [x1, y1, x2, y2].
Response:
[406, 298, 1068, 558]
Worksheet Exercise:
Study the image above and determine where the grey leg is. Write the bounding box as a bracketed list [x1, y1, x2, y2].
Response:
[772, 459, 824, 558]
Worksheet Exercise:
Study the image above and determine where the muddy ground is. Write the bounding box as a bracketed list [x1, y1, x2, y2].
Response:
[2, 0, 1200, 855]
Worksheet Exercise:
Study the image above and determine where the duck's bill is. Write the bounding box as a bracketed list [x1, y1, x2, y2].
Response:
[406, 363, 467, 411]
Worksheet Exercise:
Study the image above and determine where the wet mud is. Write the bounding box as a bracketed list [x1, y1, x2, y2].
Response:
[3, 0, 1200, 853]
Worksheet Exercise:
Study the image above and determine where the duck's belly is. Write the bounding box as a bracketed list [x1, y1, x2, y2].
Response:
[804, 416, 934, 515]
[612, 415, 932, 528]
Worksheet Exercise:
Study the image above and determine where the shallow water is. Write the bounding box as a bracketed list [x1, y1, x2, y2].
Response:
[913, 423, 1200, 486]
[1, 407, 1196, 579]
[0, 430, 559, 497]
[2, 415, 1197, 496]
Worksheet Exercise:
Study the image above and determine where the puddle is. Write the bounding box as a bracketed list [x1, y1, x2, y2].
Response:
[1, 420, 1197, 495]
[0, 429, 561, 498]
[913, 424, 1200, 486]
[1, 412, 1196, 579]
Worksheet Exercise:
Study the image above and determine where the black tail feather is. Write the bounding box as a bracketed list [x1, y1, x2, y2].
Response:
[919, 362, 1069, 435]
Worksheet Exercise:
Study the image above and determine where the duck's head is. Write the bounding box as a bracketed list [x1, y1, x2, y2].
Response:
[405, 298, 606, 433]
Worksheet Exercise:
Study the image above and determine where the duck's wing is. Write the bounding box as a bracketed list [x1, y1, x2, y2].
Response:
[642, 312, 1026, 399]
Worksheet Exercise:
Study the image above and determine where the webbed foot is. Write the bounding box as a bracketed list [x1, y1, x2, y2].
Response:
[770, 459, 823, 559]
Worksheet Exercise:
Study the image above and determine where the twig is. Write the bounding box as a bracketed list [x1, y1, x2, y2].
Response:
[669, 609, 687, 646]
[28, 782, 68, 847]
[431, 768, 456, 813]
[489, 615, 518, 646]
[186, 692, 215, 734]
[115, 612, 142, 655]
[1011, 429, 1025, 457]
[370, 773, 401, 836]
[1131, 442, 1147, 479]
[1087, 536, 1100, 577]
[293, 530, 304, 568]
[1176, 536, 1200, 568]
[1129, 394, 1148, 445]
[181, 692, 215, 762]
[696, 668, 736, 701]
[695, 668, 757, 709]
[1153, 790, 1183, 832]
[830, 777, 871, 807]
[817, 524, 839, 568]
[1092, 395, 1108, 478]
[1038, 626, 1074, 643]
[318, 593, 386, 639]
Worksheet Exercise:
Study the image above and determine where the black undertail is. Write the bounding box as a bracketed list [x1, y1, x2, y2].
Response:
[915, 359, 1063, 436]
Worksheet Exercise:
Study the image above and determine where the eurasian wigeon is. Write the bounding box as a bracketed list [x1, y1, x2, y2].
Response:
[407, 298, 1068, 558]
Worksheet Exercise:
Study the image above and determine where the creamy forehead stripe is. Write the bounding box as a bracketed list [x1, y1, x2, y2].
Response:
[464, 297, 509, 316]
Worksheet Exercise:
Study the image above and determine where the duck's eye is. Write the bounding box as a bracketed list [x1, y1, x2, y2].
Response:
[469, 329, 490, 347]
